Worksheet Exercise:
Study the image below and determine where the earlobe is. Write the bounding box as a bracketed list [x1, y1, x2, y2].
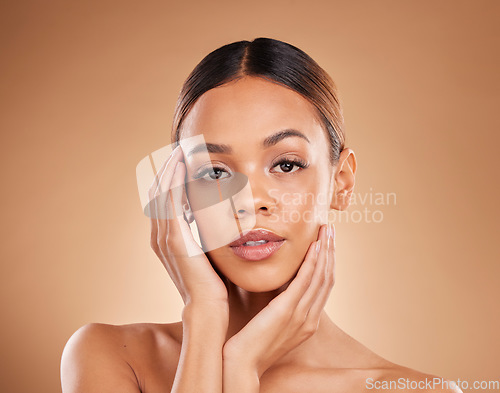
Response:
[182, 202, 195, 224]
[329, 148, 357, 211]
[181, 181, 195, 224]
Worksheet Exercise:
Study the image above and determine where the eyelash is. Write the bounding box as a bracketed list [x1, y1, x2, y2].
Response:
[193, 158, 309, 181]
[272, 157, 309, 173]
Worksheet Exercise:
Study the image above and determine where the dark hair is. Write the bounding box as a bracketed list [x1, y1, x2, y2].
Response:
[171, 37, 345, 165]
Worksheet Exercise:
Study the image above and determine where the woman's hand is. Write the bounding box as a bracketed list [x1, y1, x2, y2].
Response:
[222, 223, 335, 378]
[148, 145, 229, 309]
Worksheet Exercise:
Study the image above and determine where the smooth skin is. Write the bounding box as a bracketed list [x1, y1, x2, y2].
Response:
[61, 76, 462, 393]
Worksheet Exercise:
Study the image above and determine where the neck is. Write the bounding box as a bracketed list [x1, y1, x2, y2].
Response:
[223, 277, 292, 341]
[223, 277, 342, 368]
[222, 277, 336, 355]
[214, 277, 378, 370]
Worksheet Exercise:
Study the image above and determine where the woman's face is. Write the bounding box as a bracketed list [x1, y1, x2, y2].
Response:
[179, 76, 335, 292]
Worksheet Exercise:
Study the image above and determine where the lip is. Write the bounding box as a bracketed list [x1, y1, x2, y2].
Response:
[229, 228, 286, 261]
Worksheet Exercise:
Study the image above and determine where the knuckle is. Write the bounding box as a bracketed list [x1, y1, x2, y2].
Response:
[329, 272, 335, 286]
[150, 237, 159, 251]
[303, 320, 319, 336]
[151, 245, 163, 260]
[150, 234, 160, 250]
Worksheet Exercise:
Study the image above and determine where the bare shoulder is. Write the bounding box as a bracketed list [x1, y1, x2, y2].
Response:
[261, 362, 462, 393]
[363, 363, 464, 393]
[61, 321, 182, 393]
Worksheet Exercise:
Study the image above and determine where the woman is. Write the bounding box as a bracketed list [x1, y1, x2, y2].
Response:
[61, 37, 460, 393]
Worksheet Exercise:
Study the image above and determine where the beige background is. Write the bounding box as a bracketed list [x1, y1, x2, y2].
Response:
[1, 1, 499, 392]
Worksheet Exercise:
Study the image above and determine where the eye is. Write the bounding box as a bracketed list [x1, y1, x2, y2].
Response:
[271, 158, 309, 174]
[194, 165, 230, 181]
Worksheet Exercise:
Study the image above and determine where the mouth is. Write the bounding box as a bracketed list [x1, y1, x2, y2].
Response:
[229, 229, 285, 261]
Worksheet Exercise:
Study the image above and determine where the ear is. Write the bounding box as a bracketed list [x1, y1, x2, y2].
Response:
[182, 200, 195, 224]
[330, 148, 357, 211]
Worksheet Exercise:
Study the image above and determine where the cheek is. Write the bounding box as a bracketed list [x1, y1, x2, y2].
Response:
[272, 180, 330, 227]
[186, 178, 258, 253]
[191, 207, 239, 252]
[271, 176, 331, 257]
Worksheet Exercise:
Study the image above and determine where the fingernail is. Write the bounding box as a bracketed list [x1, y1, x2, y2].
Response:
[315, 240, 321, 254]
[327, 223, 332, 239]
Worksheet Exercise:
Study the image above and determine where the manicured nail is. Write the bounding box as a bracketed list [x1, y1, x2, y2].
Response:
[315, 240, 321, 254]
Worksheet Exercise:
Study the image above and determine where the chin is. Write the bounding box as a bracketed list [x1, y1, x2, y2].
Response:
[232, 280, 289, 293]
[207, 243, 302, 294]
[218, 264, 297, 294]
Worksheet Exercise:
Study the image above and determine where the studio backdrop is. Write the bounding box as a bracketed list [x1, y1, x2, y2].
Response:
[0, 1, 498, 392]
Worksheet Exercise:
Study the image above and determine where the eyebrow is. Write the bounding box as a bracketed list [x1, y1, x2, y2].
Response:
[186, 128, 310, 157]
[263, 128, 310, 148]
[186, 142, 231, 157]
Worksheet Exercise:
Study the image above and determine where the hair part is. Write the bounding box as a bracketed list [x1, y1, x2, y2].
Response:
[171, 37, 345, 165]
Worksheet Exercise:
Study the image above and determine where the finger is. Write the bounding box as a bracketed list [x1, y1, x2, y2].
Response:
[165, 161, 201, 257]
[156, 147, 184, 220]
[149, 145, 182, 243]
[306, 223, 336, 323]
[154, 165, 182, 282]
[157, 158, 186, 254]
[150, 146, 183, 278]
[267, 240, 319, 317]
[294, 224, 329, 317]
[276, 225, 325, 308]
[148, 145, 182, 207]
[155, 148, 184, 249]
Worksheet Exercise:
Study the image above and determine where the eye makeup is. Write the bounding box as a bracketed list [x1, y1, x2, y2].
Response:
[270, 156, 309, 174]
[192, 155, 310, 183]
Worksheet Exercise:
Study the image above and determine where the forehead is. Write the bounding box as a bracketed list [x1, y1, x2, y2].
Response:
[180, 76, 323, 141]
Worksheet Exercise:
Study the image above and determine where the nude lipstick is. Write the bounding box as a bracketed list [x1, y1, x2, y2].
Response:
[229, 229, 285, 261]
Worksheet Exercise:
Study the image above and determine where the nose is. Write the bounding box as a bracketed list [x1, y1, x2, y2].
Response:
[232, 172, 278, 219]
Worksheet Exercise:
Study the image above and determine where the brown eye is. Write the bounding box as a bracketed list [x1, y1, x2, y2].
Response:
[272, 158, 309, 174]
[279, 162, 295, 172]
